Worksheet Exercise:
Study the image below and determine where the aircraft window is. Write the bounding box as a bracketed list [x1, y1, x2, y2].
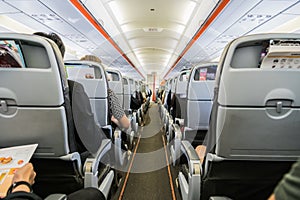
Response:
[194, 65, 217, 81]
[65, 64, 102, 79]
[0, 39, 50, 69]
[107, 71, 119, 81]
[123, 78, 128, 85]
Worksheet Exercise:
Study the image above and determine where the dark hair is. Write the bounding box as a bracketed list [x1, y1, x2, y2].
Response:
[34, 32, 65, 58]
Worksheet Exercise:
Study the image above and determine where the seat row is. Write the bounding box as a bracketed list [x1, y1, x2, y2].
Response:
[0, 33, 149, 199]
[158, 33, 300, 200]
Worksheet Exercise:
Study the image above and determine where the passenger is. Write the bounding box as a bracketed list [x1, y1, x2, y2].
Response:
[80, 55, 130, 130]
[268, 160, 300, 200]
[3, 163, 104, 200]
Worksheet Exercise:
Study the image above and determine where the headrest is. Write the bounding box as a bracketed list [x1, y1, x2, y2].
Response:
[64, 60, 108, 98]
[106, 69, 121, 81]
[65, 60, 104, 80]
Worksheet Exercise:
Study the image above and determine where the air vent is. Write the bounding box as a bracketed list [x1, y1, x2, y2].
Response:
[143, 27, 163, 32]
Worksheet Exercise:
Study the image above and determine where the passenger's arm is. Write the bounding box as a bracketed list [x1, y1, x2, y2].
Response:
[268, 194, 276, 200]
[5, 163, 42, 200]
[108, 89, 130, 129]
[195, 145, 207, 164]
[111, 114, 130, 129]
[118, 115, 130, 129]
[269, 160, 300, 200]
[10, 163, 36, 193]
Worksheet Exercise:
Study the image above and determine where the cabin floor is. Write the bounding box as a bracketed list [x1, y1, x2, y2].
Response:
[112, 103, 182, 200]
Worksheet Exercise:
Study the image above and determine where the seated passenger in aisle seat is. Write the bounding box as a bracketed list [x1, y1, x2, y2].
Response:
[2, 163, 104, 200]
[268, 160, 300, 200]
[79, 55, 130, 131]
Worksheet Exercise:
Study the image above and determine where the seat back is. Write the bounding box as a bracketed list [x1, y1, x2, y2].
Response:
[0, 33, 71, 157]
[129, 78, 136, 94]
[135, 80, 140, 92]
[174, 70, 190, 120]
[162, 81, 169, 105]
[171, 76, 177, 96]
[203, 33, 300, 200]
[165, 78, 173, 111]
[106, 68, 124, 108]
[186, 63, 217, 129]
[123, 77, 131, 111]
[65, 60, 109, 127]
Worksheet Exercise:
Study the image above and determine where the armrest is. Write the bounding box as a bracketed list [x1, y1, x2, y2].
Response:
[181, 140, 201, 176]
[183, 127, 193, 139]
[45, 194, 67, 200]
[175, 117, 184, 126]
[60, 152, 82, 176]
[102, 125, 113, 138]
[172, 123, 182, 139]
[83, 139, 111, 188]
[113, 128, 122, 139]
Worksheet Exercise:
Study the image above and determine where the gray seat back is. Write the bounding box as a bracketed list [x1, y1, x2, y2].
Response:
[175, 70, 189, 98]
[106, 69, 124, 108]
[129, 78, 136, 94]
[164, 78, 173, 110]
[175, 70, 190, 120]
[135, 81, 140, 92]
[186, 63, 217, 129]
[0, 33, 70, 157]
[171, 76, 177, 96]
[209, 33, 300, 161]
[65, 60, 108, 127]
[162, 80, 169, 105]
[123, 77, 131, 111]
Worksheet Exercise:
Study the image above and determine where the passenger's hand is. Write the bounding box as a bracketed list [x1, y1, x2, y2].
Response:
[13, 163, 36, 185]
[111, 115, 119, 126]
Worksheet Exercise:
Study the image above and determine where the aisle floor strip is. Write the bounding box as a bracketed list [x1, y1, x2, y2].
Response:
[118, 135, 141, 200]
[162, 135, 177, 200]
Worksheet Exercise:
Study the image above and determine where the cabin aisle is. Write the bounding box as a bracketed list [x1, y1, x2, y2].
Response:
[113, 103, 181, 200]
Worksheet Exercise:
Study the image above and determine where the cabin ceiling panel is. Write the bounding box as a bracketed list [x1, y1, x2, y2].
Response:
[0, 1, 20, 13]
[107, 0, 196, 26]
[83, 0, 120, 37]
[128, 37, 178, 52]
[179, 0, 300, 74]
[41, 0, 107, 46]
[283, 1, 300, 15]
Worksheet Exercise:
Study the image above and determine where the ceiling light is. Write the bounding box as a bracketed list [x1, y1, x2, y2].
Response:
[181, 1, 197, 24]
[143, 27, 163, 32]
[108, 1, 124, 24]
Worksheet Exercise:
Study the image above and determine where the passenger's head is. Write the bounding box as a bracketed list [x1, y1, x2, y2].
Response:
[80, 55, 102, 64]
[34, 32, 65, 58]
